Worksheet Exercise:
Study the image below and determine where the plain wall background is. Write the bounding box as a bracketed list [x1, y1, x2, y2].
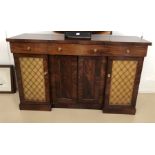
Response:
[0, 0, 154, 93]
[0, 1, 155, 155]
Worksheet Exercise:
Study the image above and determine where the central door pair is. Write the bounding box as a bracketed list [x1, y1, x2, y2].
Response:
[50, 56, 107, 109]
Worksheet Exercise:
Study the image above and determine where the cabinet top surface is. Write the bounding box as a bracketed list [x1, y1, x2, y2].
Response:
[6, 33, 152, 45]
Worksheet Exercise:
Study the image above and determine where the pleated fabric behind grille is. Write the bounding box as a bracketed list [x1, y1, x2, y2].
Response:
[109, 60, 138, 105]
[19, 57, 46, 102]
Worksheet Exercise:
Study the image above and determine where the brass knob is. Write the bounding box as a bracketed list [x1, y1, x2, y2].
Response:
[126, 49, 130, 54]
[27, 46, 31, 51]
[44, 72, 48, 76]
[107, 74, 111, 78]
[94, 48, 98, 53]
[58, 47, 62, 52]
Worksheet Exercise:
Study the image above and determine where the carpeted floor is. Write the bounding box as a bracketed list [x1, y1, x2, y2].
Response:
[0, 92, 155, 122]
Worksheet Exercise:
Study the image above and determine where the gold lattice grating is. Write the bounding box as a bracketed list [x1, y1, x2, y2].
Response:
[19, 57, 46, 102]
[109, 60, 138, 105]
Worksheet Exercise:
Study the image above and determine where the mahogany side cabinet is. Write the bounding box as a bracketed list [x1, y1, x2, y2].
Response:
[6, 33, 152, 114]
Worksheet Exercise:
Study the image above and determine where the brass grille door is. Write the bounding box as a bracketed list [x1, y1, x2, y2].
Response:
[14, 54, 50, 110]
[104, 57, 143, 114]
[109, 60, 137, 105]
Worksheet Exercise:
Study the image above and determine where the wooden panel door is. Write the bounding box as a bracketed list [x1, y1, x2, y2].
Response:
[51, 56, 78, 108]
[78, 56, 107, 109]
[14, 54, 51, 111]
[104, 57, 144, 114]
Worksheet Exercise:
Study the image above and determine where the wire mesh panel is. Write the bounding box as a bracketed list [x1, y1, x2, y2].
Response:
[19, 57, 46, 102]
[109, 60, 138, 105]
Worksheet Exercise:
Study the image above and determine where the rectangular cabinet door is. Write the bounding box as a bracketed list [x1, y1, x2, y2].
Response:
[14, 54, 50, 111]
[104, 57, 144, 114]
[51, 56, 78, 108]
[78, 56, 107, 109]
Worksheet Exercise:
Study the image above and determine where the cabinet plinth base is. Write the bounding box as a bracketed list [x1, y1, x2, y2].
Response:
[53, 104, 102, 110]
[103, 107, 136, 115]
[19, 103, 51, 111]
[53, 101, 102, 109]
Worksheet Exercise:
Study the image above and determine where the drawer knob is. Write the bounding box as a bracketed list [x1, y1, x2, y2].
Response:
[58, 47, 62, 52]
[27, 46, 31, 51]
[94, 48, 98, 53]
[107, 74, 111, 78]
[126, 49, 130, 54]
[44, 72, 48, 76]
